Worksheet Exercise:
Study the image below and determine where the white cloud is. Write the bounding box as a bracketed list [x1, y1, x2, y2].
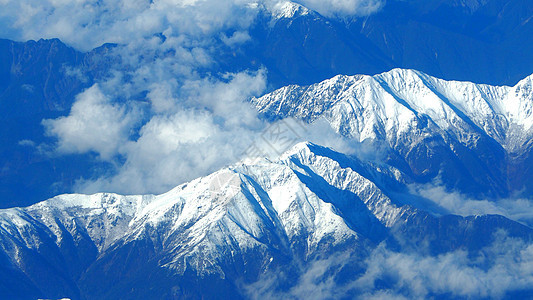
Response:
[76, 110, 221, 194]
[146, 81, 180, 114]
[410, 184, 533, 227]
[0, 0, 262, 52]
[355, 233, 533, 298]
[71, 70, 272, 195]
[42, 84, 139, 160]
[245, 233, 533, 299]
[18, 139, 36, 147]
[221, 31, 251, 47]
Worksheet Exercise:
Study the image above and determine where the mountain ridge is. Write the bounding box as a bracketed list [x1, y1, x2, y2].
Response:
[253, 69, 533, 198]
[1, 142, 532, 298]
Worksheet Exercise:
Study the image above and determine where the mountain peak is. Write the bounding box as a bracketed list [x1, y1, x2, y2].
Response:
[278, 141, 315, 157]
[270, 1, 311, 19]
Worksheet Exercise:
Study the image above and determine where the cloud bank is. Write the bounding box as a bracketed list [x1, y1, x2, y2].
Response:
[357, 233, 533, 298]
[411, 184, 533, 227]
[246, 232, 533, 299]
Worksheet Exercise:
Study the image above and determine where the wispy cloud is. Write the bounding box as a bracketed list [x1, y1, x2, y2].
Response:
[410, 183, 533, 227]
[356, 232, 533, 298]
[244, 231, 533, 299]
[0, 0, 262, 51]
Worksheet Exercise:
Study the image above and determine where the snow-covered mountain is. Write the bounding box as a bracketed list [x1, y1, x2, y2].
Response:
[253, 69, 533, 198]
[1, 142, 532, 299]
[0, 0, 532, 298]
